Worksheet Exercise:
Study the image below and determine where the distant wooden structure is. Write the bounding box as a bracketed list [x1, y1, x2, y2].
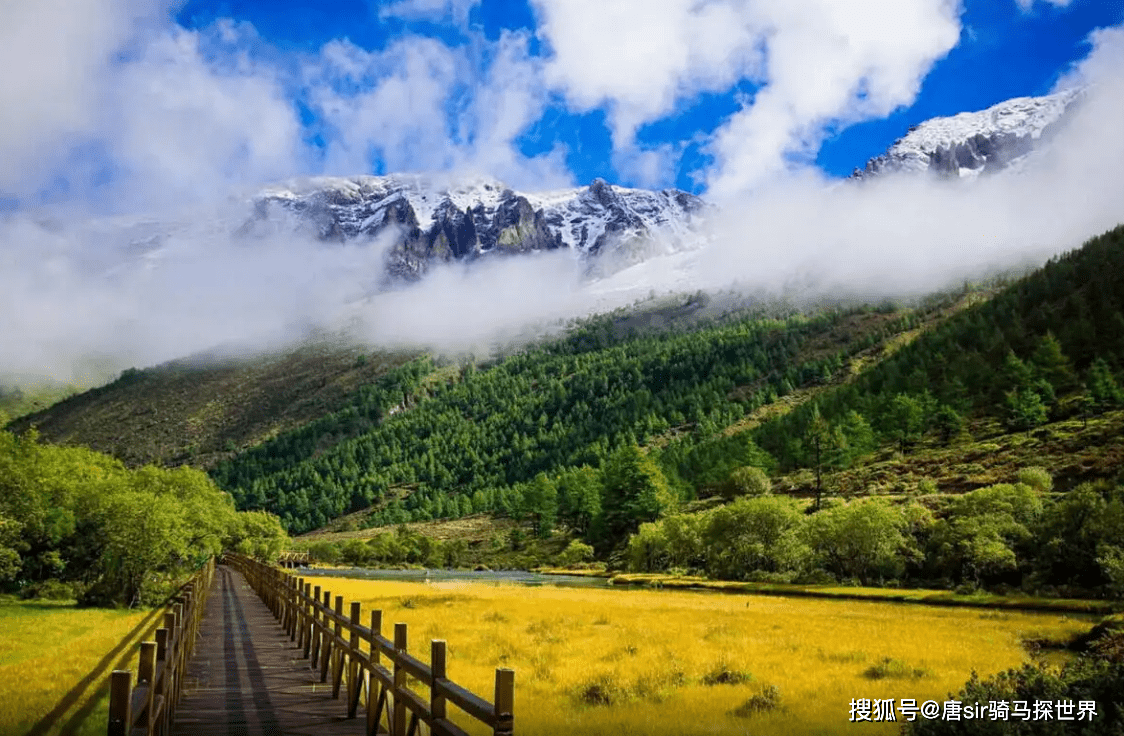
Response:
[277, 550, 310, 568]
[107, 558, 215, 736]
[226, 553, 515, 736]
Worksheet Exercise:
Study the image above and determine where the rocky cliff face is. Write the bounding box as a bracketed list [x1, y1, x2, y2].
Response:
[247, 175, 707, 281]
[854, 88, 1083, 180]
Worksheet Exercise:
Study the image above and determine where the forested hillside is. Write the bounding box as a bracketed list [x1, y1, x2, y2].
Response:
[625, 225, 1124, 598]
[210, 297, 938, 533]
[7, 341, 416, 468]
[754, 224, 1124, 472]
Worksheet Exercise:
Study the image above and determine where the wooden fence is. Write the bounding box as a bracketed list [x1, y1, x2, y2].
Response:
[226, 553, 514, 736]
[107, 558, 216, 736]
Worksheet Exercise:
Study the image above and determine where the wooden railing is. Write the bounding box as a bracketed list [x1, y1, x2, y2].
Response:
[107, 558, 216, 736]
[277, 550, 310, 567]
[226, 553, 514, 736]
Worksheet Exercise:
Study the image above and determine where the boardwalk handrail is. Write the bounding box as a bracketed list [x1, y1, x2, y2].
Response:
[107, 557, 216, 736]
[225, 553, 515, 736]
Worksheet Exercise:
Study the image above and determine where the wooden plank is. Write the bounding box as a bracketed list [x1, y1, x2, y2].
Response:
[395, 650, 432, 682]
[395, 686, 432, 722]
[431, 718, 473, 736]
[435, 680, 497, 726]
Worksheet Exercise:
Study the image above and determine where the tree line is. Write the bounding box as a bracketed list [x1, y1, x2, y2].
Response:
[626, 468, 1124, 598]
[0, 429, 287, 606]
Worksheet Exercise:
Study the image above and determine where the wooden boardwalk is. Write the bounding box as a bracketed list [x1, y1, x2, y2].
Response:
[171, 565, 364, 736]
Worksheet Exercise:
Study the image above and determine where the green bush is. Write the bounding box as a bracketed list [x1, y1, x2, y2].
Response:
[1016, 466, 1053, 493]
[730, 685, 781, 717]
[557, 540, 595, 567]
[721, 466, 772, 499]
[20, 578, 85, 601]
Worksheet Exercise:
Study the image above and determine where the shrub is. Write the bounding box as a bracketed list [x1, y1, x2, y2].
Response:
[863, 657, 929, 680]
[722, 466, 772, 498]
[1016, 466, 1053, 493]
[307, 541, 341, 564]
[730, 685, 781, 717]
[20, 578, 85, 601]
[575, 674, 629, 706]
[702, 659, 754, 686]
[557, 540, 595, 567]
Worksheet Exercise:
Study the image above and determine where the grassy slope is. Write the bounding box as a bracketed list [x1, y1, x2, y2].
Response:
[775, 409, 1124, 499]
[7, 341, 416, 469]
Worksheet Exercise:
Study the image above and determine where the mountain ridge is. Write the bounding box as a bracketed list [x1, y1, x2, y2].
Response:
[853, 88, 1083, 179]
[246, 174, 709, 281]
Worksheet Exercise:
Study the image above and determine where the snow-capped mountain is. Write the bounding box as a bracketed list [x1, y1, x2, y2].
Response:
[854, 88, 1083, 179]
[245, 174, 708, 281]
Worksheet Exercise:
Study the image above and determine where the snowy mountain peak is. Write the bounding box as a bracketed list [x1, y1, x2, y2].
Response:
[248, 174, 709, 281]
[855, 88, 1083, 179]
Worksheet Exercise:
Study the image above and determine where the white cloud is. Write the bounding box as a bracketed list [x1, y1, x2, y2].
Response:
[532, 0, 766, 144]
[0, 2, 305, 212]
[1015, 0, 1073, 11]
[0, 0, 159, 195]
[306, 31, 571, 189]
[309, 36, 463, 175]
[678, 23, 1124, 299]
[102, 24, 305, 210]
[532, 0, 963, 197]
[377, 0, 481, 24]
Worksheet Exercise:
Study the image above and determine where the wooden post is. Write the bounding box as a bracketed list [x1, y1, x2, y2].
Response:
[285, 576, 294, 637]
[294, 577, 305, 643]
[348, 601, 362, 717]
[171, 602, 185, 715]
[155, 628, 168, 663]
[367, 609, 384, 735]
[138, 641, 156, 732]
[431, 640, 447, 723]
[320, 591, 332, 683]
[172, 603, 183, 641]
[155, 627, 171, 735]
[108, 670, 131, 736]
[301, 582, 312, 658]
[393, 623, 408, 736]
[332, 595, 345, 698]
[494, 669, 514, 736]
[311, 585, 322, 666]
[370, 610, 382, 666]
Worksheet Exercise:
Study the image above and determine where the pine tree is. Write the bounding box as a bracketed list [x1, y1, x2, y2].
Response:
[597, 444, 674, 547]
[1088, 358, 1123, 409]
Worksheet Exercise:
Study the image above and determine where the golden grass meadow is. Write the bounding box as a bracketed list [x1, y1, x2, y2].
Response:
[0, 598, 163, 736]
[301, 577, 1092, 736]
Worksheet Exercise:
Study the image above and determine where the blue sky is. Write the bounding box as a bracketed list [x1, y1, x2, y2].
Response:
[164, 0, 1122, 194]
[1, 0, 1121, 212]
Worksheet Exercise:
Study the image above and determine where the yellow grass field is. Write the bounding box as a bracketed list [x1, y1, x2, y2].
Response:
[0, 598, 165, 736]
[302, 577, 1094, 736]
